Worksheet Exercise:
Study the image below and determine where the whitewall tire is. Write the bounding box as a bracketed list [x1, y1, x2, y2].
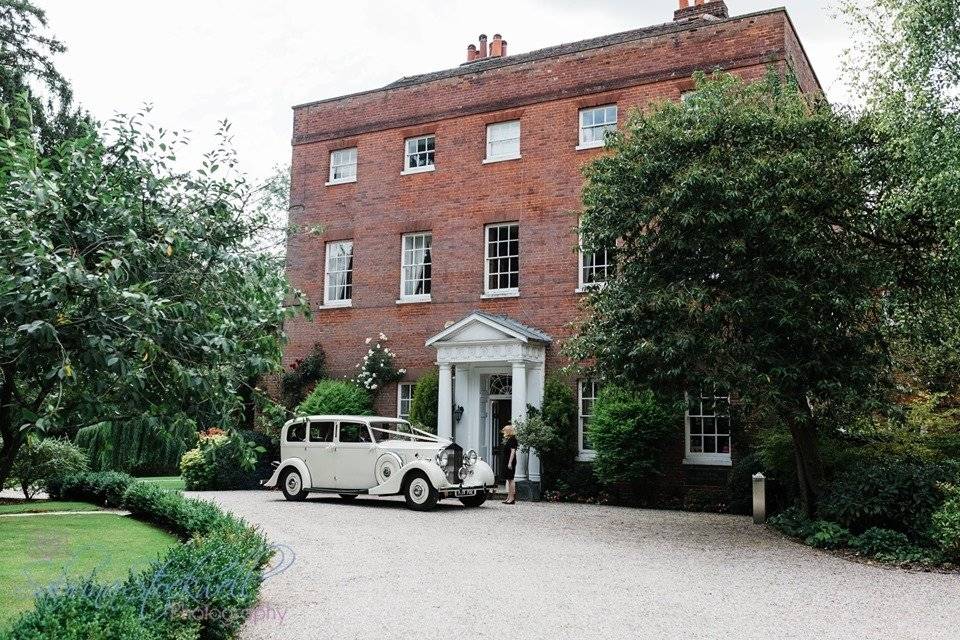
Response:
[403, 471, 438, 511]
[281, 469, 308, 502]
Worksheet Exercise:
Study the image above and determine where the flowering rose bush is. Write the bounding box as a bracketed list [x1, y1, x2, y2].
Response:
[353, 333, 405, 397]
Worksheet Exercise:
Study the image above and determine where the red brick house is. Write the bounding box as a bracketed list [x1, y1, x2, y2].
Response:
[283, 0, 821, 499]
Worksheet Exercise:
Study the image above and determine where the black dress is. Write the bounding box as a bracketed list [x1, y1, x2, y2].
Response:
[502, 436, 518, 480]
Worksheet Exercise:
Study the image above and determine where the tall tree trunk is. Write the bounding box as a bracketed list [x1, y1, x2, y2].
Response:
[787, 415, 825, 518]
[239, 375, 257, 431]
[0, 368, 21, 490]
[0, 429, 24, 492]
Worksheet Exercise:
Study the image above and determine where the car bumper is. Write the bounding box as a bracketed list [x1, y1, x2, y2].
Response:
[438, 483, 496, 498]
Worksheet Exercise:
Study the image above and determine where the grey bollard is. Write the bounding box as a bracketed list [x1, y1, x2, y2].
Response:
[752, 472, 766, 524]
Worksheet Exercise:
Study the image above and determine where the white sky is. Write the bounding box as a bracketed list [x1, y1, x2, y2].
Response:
[41, 0, 853, 183]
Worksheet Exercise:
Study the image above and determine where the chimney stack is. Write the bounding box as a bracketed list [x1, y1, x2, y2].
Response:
[464, 32, 508, 63]
[674, 0, 729, 22]
[489, 34, 504, 57]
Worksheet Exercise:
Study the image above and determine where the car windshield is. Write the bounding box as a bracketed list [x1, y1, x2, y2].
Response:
[370, 421, 413, 442]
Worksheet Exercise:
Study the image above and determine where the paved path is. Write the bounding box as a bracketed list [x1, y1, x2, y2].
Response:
[188, 491, 959, 640]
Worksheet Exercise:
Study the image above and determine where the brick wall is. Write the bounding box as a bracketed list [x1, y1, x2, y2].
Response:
[283, 8, 819, 502]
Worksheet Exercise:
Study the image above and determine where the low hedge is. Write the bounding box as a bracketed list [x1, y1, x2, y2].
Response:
[4, 472, 272, 639]
[47, 470, 136, 508]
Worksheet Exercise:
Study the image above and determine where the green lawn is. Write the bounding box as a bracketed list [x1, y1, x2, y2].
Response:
[0, 513, 178, 623]
[0, 500, 103, 515]
[136, 476, 185, 491]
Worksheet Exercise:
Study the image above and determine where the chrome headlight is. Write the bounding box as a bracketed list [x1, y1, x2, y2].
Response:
[458, 466, 470, 480]
[465, 449, 478, 466]
[435, 451, 449, 467]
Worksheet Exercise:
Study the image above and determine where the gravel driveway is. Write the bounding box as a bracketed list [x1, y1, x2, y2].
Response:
[188, 491, 958, 640]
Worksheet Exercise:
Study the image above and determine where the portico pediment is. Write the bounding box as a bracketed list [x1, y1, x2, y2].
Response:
[426, 311, 550, 365]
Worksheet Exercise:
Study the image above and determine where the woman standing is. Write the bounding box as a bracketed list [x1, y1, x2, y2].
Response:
[501, 424, 518, 505]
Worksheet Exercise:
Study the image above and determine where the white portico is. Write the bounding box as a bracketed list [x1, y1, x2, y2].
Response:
[426, 312, 550, 492]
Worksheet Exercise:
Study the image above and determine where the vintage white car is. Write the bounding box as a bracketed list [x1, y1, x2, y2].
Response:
[263, 415, 496, 510]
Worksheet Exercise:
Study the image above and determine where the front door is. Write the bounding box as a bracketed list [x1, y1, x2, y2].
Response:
[305, 420, 336, 488]
[490, 398, 512, 482]
[334, 421, 378, 490]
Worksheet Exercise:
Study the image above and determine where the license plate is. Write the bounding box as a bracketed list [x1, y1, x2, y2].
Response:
[454, 489, 476, 497]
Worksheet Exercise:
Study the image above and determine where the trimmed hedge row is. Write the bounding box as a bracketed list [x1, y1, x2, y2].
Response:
[4, 472, 273, 639]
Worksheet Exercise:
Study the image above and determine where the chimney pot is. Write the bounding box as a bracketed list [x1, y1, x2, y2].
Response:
[466, 44, 478, 62]
[478, 34, 488, 58]
[501, 40, 508, 57]
[490, 33, 503, 57]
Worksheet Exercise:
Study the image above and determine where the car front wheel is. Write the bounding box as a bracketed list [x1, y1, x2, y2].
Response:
[459, 492, 487, 508]
[403, 472, 438, 511]
[281, 469, 308, 502]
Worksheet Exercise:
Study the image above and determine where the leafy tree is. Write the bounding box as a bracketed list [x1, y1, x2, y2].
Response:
[0, 101, 297, 488]
[569, 72, 957, 514]
[841, 0, 960, 398]
[0, 0, 88, 154]
[9, 436, 88, 499]
[409, 370, 439, 432]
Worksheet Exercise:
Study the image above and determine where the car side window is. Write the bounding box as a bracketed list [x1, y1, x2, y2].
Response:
[338, 422, 371, 443]
[309, 421, 335, 443]
[286, 423, 306, 443]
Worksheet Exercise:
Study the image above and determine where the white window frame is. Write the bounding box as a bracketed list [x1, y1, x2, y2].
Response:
[483, 120, 521, 163]
[577, 379, 599, 461]
[684, 392, 732, 466]
[578, 247, 610, 291]
[401, 134, 436, 175]
[323, 240, 353, 308]
[577, 104, 618, 150]
[326, 147, 357, 185]
[398, 232, 432, 303]
[397, 382, 415, 419]
[482, 222, 520, 298]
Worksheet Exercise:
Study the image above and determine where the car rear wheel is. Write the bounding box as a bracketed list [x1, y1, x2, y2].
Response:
[281, 469, 308, 501]
[459, 492, 487, 508]
[403, 471, 438, 511]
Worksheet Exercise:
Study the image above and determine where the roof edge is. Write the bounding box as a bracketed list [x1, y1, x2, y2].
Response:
[292, 7, 790, 111]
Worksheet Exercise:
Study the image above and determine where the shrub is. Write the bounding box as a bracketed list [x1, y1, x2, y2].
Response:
[409, 370, 439, 432]
[297, 379, 372, 417]
[588, 386, 675, 486]
[280, 341, 327, 408]
[48, 470, 136, 508]
[818, 460, 960, 538]
[8, 480, 273, 640]
[803, 521, 852, 549]
[179, 431, 269, 491]
[536, 375, 578, 487]
[515, 415, 562, 455]
[768, 506, 815, 539]
[931, 484, 960, 561]
[850, 527, 912, 557]
[9, 438, 88, 499]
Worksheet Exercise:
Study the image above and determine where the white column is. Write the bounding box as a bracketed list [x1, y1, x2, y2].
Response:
[437, 362, 453, 440]
[511, 360, 528, 482]
[526, 364, 543, 482]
